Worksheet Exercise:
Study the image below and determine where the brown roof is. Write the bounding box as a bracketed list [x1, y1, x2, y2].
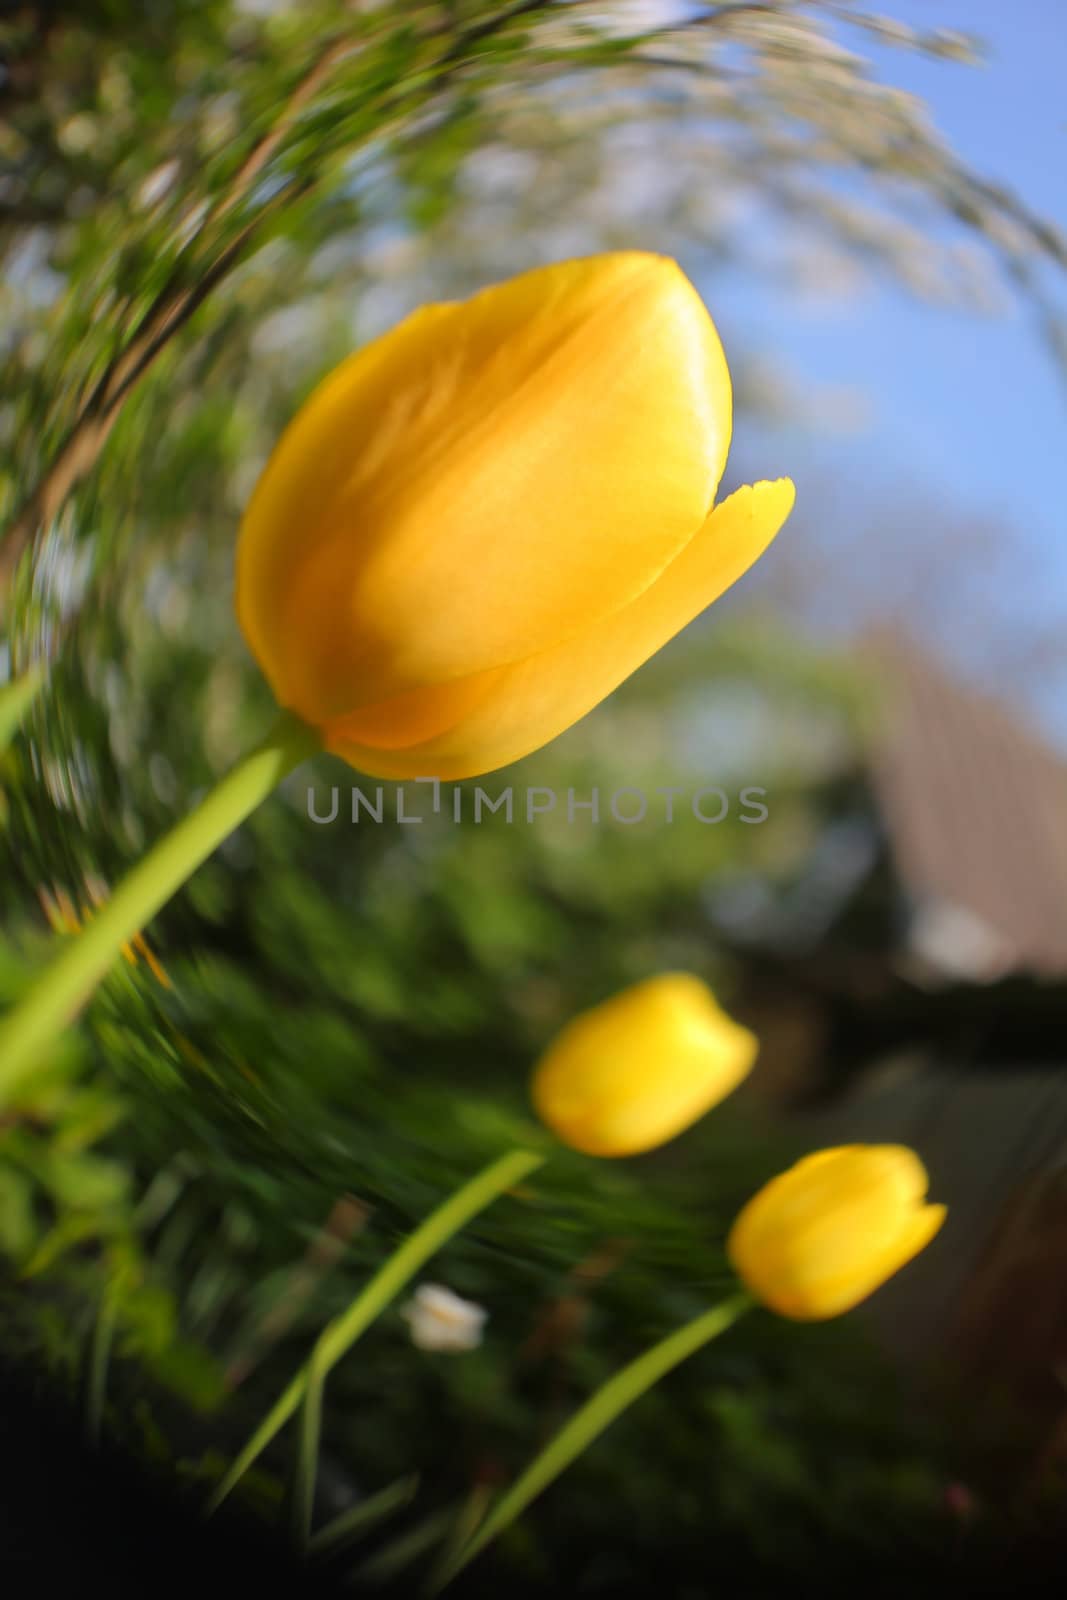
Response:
[858, 626, 1067, 978]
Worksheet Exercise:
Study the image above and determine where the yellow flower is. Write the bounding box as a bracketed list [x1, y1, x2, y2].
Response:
[727, 1145, 946, 1320]
[530, 974, 757, 1157]
[236, 253, 793, 780]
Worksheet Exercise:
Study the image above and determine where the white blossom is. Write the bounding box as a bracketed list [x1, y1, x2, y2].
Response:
[401, 1284, 487, 1353]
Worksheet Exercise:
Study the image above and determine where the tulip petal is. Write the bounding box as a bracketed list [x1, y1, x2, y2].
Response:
[237, 253, 732, 721]
[728, 1145, 926, 1277]
[326, 478, 794, 779]
[774, 1202, 948, 1321]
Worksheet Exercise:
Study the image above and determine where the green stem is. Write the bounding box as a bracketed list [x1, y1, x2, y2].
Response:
[206, 1147, 545, 1516]
[431, 1291, 752, 1592]
[0, 708, 319, 1105]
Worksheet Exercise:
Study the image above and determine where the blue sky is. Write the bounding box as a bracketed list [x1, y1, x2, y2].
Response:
[705, 0, 1067, 736]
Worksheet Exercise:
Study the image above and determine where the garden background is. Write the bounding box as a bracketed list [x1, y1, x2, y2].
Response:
[2, 2, 1066, 1593]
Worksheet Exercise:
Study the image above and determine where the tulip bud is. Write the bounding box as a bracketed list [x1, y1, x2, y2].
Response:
[530, 974, 757, 1157]
[727, 1145, 946, 1320]
[236, 253, 793, 779]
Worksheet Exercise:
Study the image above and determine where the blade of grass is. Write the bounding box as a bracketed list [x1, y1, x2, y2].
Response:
[349, 1507, 455, 1587]
[289, 1337, 330, 1549]
[0, 663, 45, 753]
[309, 1475, 419, 1560]
[434, 1481, 493, 1581]
[85, 1293, 118, 1448]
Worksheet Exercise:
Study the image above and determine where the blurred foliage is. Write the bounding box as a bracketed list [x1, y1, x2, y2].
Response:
[3, 0, 1065, 581]
[2, 0, 1064, 1589]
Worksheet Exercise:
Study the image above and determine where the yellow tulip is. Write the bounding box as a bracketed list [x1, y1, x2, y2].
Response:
[727, 1145, 947, 1320]
[236, 253, 794, 780]
[530, 974, 758, 1157]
